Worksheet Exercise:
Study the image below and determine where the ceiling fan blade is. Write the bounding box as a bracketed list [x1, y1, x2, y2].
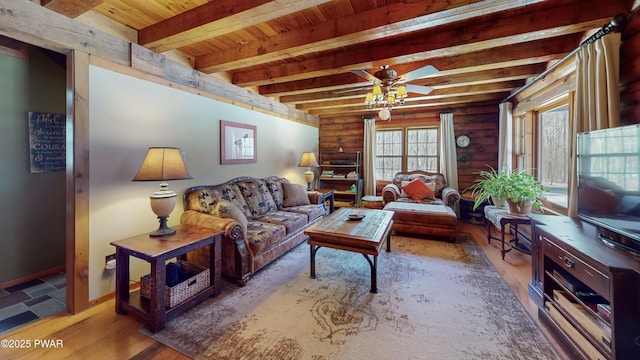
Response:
[351, 70, 381, 84]
[404, 84, 433, 95]
[399, 65, 438, 82]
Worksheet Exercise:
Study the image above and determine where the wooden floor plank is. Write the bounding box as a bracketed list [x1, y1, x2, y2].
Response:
[1, 222, 568, 360]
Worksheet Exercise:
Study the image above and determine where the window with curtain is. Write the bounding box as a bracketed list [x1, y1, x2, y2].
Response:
[536, 99, 570, 208]
[513, 114, 527, 171]
[375, 127, 439, 181]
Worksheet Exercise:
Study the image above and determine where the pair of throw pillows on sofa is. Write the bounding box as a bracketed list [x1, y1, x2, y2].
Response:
[209, 183, 311, 231]
[401, 178, 436, 201]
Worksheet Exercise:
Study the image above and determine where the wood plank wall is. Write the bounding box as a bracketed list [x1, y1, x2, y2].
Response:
[620, 7, 640, 124]
[318, 7, 640, 199]
[318, 102, 500, 196]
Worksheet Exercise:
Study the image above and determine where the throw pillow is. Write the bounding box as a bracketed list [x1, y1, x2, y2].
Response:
[211, 199, 248, 231]
[402, 178, 435, 201]
[283, 183, 311, 207]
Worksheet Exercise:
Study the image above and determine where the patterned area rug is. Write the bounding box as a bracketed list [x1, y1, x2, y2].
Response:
[142, 233, 560, 360]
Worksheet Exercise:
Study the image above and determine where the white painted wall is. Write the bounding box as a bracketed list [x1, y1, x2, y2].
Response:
[88, 66, 318, 299]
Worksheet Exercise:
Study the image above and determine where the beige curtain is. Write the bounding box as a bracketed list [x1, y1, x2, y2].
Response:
[363, 117, 377, 196]
[498, 102, 513, 172]
[567, 33, 621, 217]
[439, 112, 458, 191]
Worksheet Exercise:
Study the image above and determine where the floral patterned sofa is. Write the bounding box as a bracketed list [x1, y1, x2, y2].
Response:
[381, 171, 460, 241]
[181, 176, 325, 286]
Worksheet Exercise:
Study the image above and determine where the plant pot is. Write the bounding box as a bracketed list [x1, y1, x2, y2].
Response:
[491, 196, 508, 209]
[507, 199, 532, 215]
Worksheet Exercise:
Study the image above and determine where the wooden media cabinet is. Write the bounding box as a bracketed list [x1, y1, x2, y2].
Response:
[528, 215, 640, 360]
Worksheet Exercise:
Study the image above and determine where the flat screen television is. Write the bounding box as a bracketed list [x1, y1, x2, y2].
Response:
[577, 123, 640, 257]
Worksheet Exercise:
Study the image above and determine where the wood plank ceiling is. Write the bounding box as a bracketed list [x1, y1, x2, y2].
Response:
[40, 0, 630, 119]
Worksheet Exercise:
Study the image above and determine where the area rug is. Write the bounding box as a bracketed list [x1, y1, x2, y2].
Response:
[142, 233, 560, 360]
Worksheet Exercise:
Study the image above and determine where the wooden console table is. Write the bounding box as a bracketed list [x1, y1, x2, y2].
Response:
[111, 224, 222, 333]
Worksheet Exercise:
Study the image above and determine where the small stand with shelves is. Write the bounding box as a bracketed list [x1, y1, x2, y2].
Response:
[318, 151, 362, 208]
[110, 224, 223, 333]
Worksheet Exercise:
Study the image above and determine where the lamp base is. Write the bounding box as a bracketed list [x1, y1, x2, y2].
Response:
[150, 216, 176, 237]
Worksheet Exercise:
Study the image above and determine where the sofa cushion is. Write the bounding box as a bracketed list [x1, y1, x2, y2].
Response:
[188, 188, 215, 214]
[283, 183, 311, 207]
[237, 179, 278, 217]
[265, 177, 290, 209]
[283, 204, 325, 222]
[210, 199, 248, 231]
[209, 184, 252, 218]
[246, 220, 287, 254]
[402, 178, 436, 200]
[255, 211, 307, 234]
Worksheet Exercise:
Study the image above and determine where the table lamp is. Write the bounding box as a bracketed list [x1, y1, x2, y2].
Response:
[298, 152, 319, 190]
[133, 147, 193, 236]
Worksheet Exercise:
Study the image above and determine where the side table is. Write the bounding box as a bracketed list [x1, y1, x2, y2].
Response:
[312, 188, 335, 214]
[110, 224, 222, 333]
[484, 205, 531, 260]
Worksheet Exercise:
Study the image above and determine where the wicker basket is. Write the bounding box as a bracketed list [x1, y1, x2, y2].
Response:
[140, 260, 210, 308]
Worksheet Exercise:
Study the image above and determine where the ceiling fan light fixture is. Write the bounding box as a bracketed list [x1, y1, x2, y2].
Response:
[364, 93, 374, 105]
[386, 93, 395, 105]
[396, 85, 407, 99]
[378, 107, 391, 121]
[372, 85, 382, 96]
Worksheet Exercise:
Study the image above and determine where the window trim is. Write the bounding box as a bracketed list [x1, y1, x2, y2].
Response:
[532, 96, 572, 213]
[375, 126, 440, 182]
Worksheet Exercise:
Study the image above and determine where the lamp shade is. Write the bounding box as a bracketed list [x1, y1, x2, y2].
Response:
[298, 152, 319, 168]
[133, 147, 192, 237]
[132, 147, 192, 182]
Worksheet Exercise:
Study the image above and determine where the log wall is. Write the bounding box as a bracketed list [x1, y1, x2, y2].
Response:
[318, 103, 499, 195]
[318, 6, 640, 198]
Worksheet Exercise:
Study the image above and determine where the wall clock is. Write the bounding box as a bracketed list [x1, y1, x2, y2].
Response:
[456, 135, 471, 148]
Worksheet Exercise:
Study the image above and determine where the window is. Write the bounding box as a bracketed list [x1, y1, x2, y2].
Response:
[537, 102, 570, 207]
[375, 127, 439, 181]
[513, 115, 527, 171]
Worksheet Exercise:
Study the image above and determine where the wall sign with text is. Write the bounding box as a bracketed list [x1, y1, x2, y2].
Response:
[28, 111, 66, 173]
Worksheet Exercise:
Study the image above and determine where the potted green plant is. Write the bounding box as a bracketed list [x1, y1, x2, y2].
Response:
[503, 169, 545, 214]
[469, 166, 510, 210]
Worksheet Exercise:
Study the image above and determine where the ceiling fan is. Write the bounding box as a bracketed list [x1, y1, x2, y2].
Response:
[351, 64, 438, 95]
[349, 64, 438, 120]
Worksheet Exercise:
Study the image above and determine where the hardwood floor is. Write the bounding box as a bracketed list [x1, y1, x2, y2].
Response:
[1, 222, 569, 360]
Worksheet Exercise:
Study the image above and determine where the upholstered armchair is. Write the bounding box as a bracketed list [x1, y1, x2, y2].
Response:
[382, 171, 460, 210]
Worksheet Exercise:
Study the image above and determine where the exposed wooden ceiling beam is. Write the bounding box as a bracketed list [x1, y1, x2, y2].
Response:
[195, 0, 545, 73]
[42, 0, 105, 18]
[139, 0, 331, 53]
[296, 80, 523, 111]
[233, 0, 622, 87]
[280, 66, 545, 105]
[258, 35, 579, 97]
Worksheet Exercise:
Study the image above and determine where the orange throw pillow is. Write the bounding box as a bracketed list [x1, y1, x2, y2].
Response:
[402, 178, 435, 200]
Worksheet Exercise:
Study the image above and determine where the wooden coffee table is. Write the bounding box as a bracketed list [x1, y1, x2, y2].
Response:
[304, 207, 394, 293]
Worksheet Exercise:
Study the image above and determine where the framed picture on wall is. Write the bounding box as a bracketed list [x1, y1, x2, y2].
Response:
[220, 120, 257, 164]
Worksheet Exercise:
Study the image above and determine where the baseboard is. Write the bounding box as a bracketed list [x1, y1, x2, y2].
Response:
[0, 265, 66, 289]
